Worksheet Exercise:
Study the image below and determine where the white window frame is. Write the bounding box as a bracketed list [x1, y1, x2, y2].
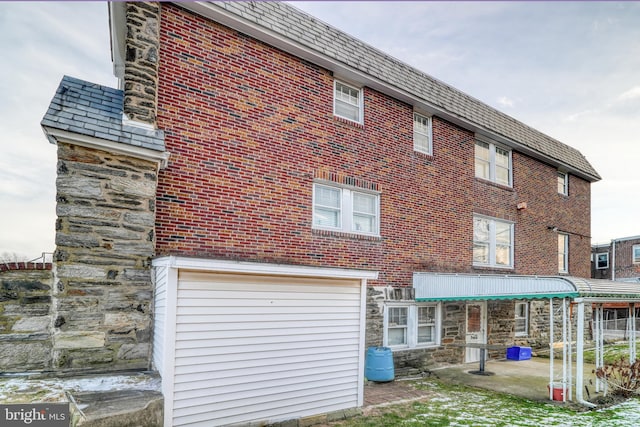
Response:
[333, 80, 363, 124]
[633, 245, 640, 264]
[383, 303, 441, 350]
[475, 139, 512, 187]
[413, 112, 433, 155]
[596, 252, 609, 270]
[312, 182, 380, 236]
[514, 302, 529, 337]
[558, 233, 569, 273]
[557, 171, 569, 195]
[473, 215, 514, 269]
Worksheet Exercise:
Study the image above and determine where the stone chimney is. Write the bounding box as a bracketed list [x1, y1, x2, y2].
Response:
[122, 2, 161, 127]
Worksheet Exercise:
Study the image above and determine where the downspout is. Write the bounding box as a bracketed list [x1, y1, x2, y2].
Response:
[576, 299, 597, 407]
[611, 239, 617, 281]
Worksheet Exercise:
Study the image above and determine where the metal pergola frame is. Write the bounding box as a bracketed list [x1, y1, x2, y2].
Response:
[413, 273, 640, 406]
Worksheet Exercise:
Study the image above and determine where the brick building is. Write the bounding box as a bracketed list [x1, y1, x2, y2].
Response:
[592, 236, 640, 282]
[35, 1, 622, 425]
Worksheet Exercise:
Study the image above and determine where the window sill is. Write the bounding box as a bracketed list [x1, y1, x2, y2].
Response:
[333, 115, 364, 129]
[472, 264, 514, 272]
[474, 177, 514, 191]
[413, 150, 434, 161]
[388, 344, 441, 352]
[312, 228, 382, 241]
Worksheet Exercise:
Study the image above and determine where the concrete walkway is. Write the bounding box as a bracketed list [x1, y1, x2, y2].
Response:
[433, 357, 601, 403]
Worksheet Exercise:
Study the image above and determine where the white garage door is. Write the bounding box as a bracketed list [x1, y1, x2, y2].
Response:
[171, 271, 364, 426]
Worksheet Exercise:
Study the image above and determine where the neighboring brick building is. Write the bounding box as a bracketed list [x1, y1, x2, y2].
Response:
[36, 1, 617, 425]
[592, 236, 640, 282]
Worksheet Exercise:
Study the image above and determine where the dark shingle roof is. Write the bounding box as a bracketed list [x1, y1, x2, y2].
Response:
[206, 1, 600, 181]
[41, 75, 165, 152]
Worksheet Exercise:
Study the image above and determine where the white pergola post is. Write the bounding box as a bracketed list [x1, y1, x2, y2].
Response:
[549, 298, 554, 401]
[575, 299, 596, 407]
[594, 303, 604, 393]
[630, 303, 637, 363]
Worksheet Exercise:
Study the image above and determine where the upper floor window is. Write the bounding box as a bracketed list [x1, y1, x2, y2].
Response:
[312, 183, 379, 236]
[596, 253, 609, 269]
[334, 80, 362, 123]
[557, 171, 568, 195]
[515, 302, 529, 337]
[413, 113, 432, 155]
[473, 215, 514, 268]
[384, 303, 441, 349]
[475, 140, 512, 186]
[634, 245, 640, 264]
[558, 233, 569, 273]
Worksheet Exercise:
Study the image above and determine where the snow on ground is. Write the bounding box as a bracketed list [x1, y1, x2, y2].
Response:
[407, 384, 640, 427]
[0, 373, 161, 403]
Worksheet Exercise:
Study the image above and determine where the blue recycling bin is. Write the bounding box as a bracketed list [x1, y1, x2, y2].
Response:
[365, 346, 394, 382]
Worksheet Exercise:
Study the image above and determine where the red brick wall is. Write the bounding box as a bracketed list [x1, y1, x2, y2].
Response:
[155, 4, 592, 284]
[613, 239, 640, 279]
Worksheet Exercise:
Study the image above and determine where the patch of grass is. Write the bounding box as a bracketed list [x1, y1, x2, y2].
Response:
[583, 342, 640, 365]
[328, 378, 640, 426]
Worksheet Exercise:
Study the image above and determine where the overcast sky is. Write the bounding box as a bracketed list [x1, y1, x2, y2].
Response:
[1, 1, 638, 259]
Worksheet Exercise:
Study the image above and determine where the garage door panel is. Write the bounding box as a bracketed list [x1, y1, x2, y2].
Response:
[176, 317, 359, 332]
[171, 272, 364, 426]
[173, 367, 357, 392]
[174, 359, 357, 384]
[174, 345, 359, 370]
[173, 385, 357, 424]
[176, 304, 359, 316]
[174, 393, 356, 427]
[174, 339, 359, 360]
[174, 356, 358, 379]
[178, 288, 360, 300]
[174, 374, 358, 408]
[175, 312, 360, 324]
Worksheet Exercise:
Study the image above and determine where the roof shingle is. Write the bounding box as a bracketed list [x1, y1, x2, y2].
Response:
[210, 1, 600, 181]
[41, 76, 165, 152]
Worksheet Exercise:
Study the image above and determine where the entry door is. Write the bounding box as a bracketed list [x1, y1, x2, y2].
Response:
[465, 302, 487, 363]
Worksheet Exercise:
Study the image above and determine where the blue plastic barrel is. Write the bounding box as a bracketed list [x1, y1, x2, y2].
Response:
[365, 346, 394, 382]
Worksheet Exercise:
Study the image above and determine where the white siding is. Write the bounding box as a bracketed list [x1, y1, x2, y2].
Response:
[172, 271, 363, 427]
[152, 265, 168, 375]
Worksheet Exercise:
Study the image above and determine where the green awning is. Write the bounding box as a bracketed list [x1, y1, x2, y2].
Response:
[413, 273, 579, 302]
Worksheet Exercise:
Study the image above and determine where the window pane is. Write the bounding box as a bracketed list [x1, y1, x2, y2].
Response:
[335, 101, 359, 121]
[495, 147, 510, 167]
[315, 186, 340, 208]
[473, 243, 489, 264]
[557, 172, 568, 194]
[475, 141, 490, 160]
[389, 307, 407, 326]
[558, 234, 568, 272]
[388, 328, 406, 346]
[418, 306, 435, 323]
[496, 165, 510, 186]
[495, 222, 511, 244]
[353, 214, 374, 233]
[473, 217, 490, 242]
[634, 246, 640, 263]
[597, 254, 608, 269]
[313, 208, 339, 228]
[414, 132, 431, 152]
[353, 193, 375, 214]
[475, 142, 490, 179]
[418, 325, 434, 343]
[335, 82, 360, 122]
[496, 244, 510, 266]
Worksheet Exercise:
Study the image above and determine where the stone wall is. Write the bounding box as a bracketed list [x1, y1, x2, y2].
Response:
[0, 264, 53, 371]
[52, 142, 158, 371]
[123, 1, 161, 126]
